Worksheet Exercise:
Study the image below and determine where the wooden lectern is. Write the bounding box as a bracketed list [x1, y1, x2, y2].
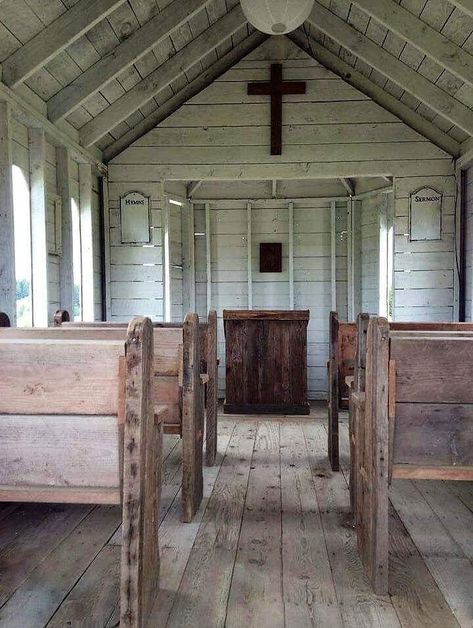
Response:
[223, 310, 310, 415]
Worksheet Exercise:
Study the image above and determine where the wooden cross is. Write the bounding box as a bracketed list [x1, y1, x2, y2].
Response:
[248, 63, 306, 155]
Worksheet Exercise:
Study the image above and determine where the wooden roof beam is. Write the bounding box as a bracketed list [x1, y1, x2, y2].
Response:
[82, 6, 247, 148]
[289, 30, 460, 157]
[306, 2, 473, 136]
[48, 0, 211, 122]
[340, 178, 354, 196]
[103, 31, 267, 162]
[2, 0, 127, 88]
[352, 0, 473, 88]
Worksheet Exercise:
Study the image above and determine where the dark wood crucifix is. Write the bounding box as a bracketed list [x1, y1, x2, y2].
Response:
[247, 63, 306, 156]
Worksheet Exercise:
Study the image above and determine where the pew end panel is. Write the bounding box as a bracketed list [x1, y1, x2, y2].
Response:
[205, 310, 218, 467]
[0, 318, 161, 627]
[328, 311, 340, 472]
[53, 309, 70, 326]
[181, 313, 204, 523]
[0, 312, 11, 327]
[354, 317, 390, 596]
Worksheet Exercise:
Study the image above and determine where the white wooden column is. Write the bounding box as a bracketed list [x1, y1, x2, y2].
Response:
[163, 194, 171, 321]
[247, 201, 253, 309]
[29, 127, 49, 326]
[347, 198, 355, 320]
[0, 102, 16, 324]
[288, 201, 294, 309]
[79, 162, 94, 321]
[56, 147, 73, 316]
[205, 202, 211, 310]
[330, 200, 337, 311]
[100, 175, 111, 319]
[182, 200, 196, 313]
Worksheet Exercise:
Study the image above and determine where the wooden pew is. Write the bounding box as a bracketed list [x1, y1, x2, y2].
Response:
[349, 315, 473, 510]
[0, 317, 160, 627]
[351, 316, 473, 595]
[0, 312, 11, 327]
[328, 310, 473, 471]
[11, 314, 205, 522]
[61, 310, 218, 468]
[328, 311, 357, 471]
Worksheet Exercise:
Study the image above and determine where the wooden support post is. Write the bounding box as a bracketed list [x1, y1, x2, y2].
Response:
[79, 163, 94, 321]
[205, 202, 211, 311]
[56, 147, 73, 316]
[330, 200, 337, 312]
[0, 102, 16, 325]
[247, 201, 253, 309]
[100, 175, 111, 320]
[288, 201, 294, 309]
[29, 127, 49, 327]
[163, 193, 171, 321]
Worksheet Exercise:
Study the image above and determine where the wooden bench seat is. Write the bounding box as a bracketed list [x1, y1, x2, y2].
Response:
[328, 309, 473, 471]
[61, 310, 218, 467]
[350, 316, 473, 594]
[6, 313, 205, 523]
[0, 317, 160, 626]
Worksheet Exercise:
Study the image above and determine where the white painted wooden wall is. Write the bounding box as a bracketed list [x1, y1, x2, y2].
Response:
[11, 118, 102, 325]
[189, 197, 348, 399]
[394, 176, 456, 322]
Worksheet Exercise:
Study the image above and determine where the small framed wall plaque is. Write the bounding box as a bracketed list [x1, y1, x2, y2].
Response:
[120, 191, 150, 244]
[260, 242, 282, 273]
[409, 186, 442, 241]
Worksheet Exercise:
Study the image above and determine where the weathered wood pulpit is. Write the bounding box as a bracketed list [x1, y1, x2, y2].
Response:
[223, 310, 310, 415]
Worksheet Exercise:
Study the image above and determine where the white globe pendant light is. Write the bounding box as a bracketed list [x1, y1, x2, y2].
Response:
[240, 0, 314, 35]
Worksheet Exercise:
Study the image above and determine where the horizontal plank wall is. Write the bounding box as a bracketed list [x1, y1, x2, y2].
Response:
[394, 175, 456, 321]
[109, 38, 453, 182]
[466, 166, 473, 322]
[107, 181, 163, 321]
[191, 196, 349, 399]
[360, 193, 381, 314]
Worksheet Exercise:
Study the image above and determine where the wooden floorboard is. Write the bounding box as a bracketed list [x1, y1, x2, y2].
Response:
[338, 420, 459, 627]
[0, 410, 472, 627]
[226, 421, 284, 628]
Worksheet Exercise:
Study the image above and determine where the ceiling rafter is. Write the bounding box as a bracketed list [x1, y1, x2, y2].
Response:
[352, 0, 473, 88]
[103, 31, 268, 162]
[306, 1, 473, 136]
[47, 0, 211, 123]
[187, 181, 203, 198]
[449, 1, 473, 19]
[340, 178, 355, 195]
[289, 29, 459, 157]
[2, 0, 127, 88]
[81, 6, 248, 148]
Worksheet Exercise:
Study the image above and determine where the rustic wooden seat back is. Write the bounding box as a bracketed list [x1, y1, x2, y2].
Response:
[62, 310, 218, 467]
[352, 317, 473, 595]
[1, 315, 204, 523]
[0, 318, 160, 626]
[328, 311, 357, 471]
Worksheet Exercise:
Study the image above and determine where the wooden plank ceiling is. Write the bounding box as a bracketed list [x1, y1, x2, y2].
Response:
[0, 0, 472, 162]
